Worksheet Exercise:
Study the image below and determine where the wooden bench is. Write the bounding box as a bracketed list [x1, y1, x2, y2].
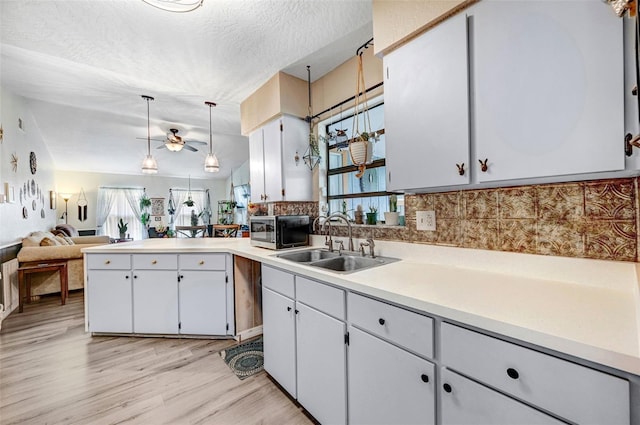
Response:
[18, 262, 68, 312]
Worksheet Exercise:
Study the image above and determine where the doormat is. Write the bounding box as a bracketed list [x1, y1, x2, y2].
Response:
[220, 337, 264, 380]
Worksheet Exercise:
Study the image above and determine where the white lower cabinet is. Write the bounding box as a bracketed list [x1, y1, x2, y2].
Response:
[440, 368, 564, 425]
[262, 265, 347, 425]
[262, 287, 297, 397]
[85, 252, 232, 336]
[296, 302, 347, 425]
[133, 270, 179, 334]
[348, 326, 435, 425]
[86, 254, 132, 333]
[178, 270, 226, 335]
[87, 269, 132, 333]
[441, 322, 630, 425]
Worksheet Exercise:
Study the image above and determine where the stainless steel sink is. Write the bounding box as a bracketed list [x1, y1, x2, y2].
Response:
[276, 249, 340, 263]
[276, 248, 399, 273]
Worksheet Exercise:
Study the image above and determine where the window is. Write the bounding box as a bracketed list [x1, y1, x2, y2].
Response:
[97, 187, 145, 240]
[324, 100, 404, 223]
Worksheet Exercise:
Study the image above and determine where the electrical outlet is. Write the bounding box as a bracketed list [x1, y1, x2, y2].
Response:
[416, 210, 436, 231]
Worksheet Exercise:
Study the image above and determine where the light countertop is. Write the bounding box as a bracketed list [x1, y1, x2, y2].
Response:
[83, 237, 640, 376]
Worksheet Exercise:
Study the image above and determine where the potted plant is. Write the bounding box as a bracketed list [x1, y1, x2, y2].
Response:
[384, 194, 400, 226]
[366, 206, 378, 225]
[117, 218, 128, 240]
[349, 54, 374, 179]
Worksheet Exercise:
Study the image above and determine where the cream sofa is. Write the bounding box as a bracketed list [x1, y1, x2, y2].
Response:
[17, 231, 110, 296]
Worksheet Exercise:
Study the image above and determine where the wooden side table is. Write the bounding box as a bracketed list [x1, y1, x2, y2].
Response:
[18, 262, 68, 312]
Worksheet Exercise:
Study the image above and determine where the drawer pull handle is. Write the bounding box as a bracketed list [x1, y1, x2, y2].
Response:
[125, 275, 129, 279]
[420, 374, 429, 383]
[133, 275, 138, 279]
[507, 368, 520, 379]
[443, 383, 452, 393]
[199, 260, 205, 265]
[287, 306, 292, 312]
[152, 260, 157, 265]
[294, 309, 299, 314]
[105, 260, 111, 265]
[378, 318, 385, 325]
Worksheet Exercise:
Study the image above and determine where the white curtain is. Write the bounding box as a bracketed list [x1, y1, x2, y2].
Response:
[122, 188, 146, 240]
[95, 188, 117, 236]
[101, 189, 144, 240]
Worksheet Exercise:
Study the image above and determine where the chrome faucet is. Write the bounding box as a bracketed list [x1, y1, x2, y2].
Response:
[359, 238, 375, 258]
[323, 212, 355, 252]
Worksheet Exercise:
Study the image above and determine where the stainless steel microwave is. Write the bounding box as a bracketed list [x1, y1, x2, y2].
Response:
[249, 215, 310, 249]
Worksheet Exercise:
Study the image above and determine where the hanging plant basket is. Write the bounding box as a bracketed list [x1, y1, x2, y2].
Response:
[349, 53, 374, 178]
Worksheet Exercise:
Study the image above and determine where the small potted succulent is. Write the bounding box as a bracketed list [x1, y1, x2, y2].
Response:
[117, 218, 128, 240]
[384, 194, 400, 226]
[366, 206, 378, 225]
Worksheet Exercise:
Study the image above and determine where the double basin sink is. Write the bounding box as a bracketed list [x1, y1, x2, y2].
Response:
[276, 248, 399, 273]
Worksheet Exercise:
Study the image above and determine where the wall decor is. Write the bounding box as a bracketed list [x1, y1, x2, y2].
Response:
[10, 153, 17, 172]
[77, 188, 88, 221]
[151, 197, 165, 216]
[0, 123, 3, 142]
[49, 190, 56, 209]
[29, 152, 37, 174]
[4, 183, 15, 203]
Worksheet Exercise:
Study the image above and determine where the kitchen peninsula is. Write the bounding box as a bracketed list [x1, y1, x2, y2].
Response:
[82, 237, 640, 424]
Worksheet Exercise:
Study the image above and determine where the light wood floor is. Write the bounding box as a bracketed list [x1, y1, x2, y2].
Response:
[0, 291, 314, 425]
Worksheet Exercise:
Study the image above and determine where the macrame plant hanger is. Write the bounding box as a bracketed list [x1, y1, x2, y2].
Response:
[77, 187, 88, 221]
[349, 50, 374, 179]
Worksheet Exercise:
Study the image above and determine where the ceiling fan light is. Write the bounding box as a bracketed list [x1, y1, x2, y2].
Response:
[165, 142, 184, 152]
[142, 154, 158, 174]
[205, 153, 220, 172]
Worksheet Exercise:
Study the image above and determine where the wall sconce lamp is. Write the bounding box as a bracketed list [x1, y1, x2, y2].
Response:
[49, 190, 57, 209]
[60, 193, 72, 223]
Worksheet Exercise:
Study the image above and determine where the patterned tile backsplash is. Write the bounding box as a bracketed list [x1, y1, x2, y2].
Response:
[308, 177, 640, 262]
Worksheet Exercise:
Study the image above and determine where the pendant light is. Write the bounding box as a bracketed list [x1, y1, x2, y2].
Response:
[141, 95, 158, 174]
[204, 101, 220, 173]
[303, 66, 321, 170]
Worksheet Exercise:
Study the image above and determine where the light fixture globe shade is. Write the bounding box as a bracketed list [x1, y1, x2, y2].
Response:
[165, 142, 184, 152]
[142, 154, 158, 174]
[204, 153, 220, 172]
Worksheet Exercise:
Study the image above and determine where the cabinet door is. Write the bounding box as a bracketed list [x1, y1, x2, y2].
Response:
[178, 270, 226, 335]
[384, 13, 470, 190]
[249, 128, 266, 203]
[87, 270, 132, 333]
[280, 115, 312, 201]
[132, 270, 179, 334]
[262, 287, 296, 397]
[348, 326, 435, 425]
[473, 0, 623, 182]
[296, 302, 347, 425]
[262, 118, 284, 202]
[441, 368, 565, 425]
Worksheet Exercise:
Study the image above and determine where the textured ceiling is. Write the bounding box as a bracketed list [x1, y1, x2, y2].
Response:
[0, 0, 373, 180]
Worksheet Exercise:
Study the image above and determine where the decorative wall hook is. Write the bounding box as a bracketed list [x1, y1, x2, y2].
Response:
[456, 163, 465, 176]
[479, 158, 489, 172]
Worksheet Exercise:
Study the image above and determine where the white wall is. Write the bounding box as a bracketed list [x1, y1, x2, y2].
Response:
[54, 170, 227, 231]
[0, 88, 57, 246]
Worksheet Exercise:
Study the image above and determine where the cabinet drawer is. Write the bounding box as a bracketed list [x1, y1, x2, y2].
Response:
[441, 323, 630, 425]
[179, 253, 225, 270]
[87, 254, 131, 270]
[348, 293, 434, 359]
[440, 368, 564, 425]
[296, 276, 345, 320]
[262, 265, 295, 299]
[132, 254, 177, 270]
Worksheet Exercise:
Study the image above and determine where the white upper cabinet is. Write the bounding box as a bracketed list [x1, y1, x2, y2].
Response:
[472, 0, 624, 182]
[384, 13, 470, 190]
[249, 115, 312, 203]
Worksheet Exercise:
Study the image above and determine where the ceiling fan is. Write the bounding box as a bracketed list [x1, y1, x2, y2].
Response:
[159, 128, 207, 152]
[138, 128, 207, 152]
